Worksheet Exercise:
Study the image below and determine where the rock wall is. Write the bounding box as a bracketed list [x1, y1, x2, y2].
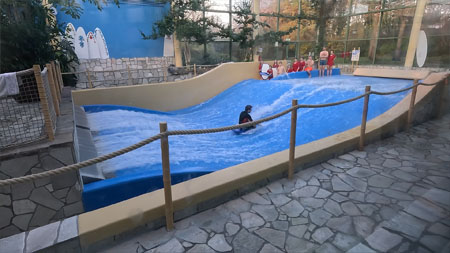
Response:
[0, 146, 83, 239]
[73, 57, 193, 89]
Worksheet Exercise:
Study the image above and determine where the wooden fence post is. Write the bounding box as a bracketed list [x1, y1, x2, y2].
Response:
[50, 61, 61, 103]
[87, 70, 93, 89]
[33, 65, 55, 141]
[407, 79, 418, 130]
[288, 99, 298, 180]
[359, 86, 371, 151]
[45, 64, 60, 116]
[160, 122, 174, 231]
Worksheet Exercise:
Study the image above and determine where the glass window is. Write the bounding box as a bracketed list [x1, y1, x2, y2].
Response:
[422, 35, 450, 68]
[347, 40, 375, 64]
[384, 0, 417, 9]
[326, 17, 347, 40]
[330, 0, 352, 17]
[379, 8, 415, 38]
[280, 0, 299, 16]
[279, 18, 298, 41]
[348, 13, 379, 40]
[298, 42, 315, 58]
[422, 2, 450, 36]
[260, 0, 278, 14]
[352, 0, 382, 14]
[299, 19, 316, 41]
[301, 1, 318, 17]
[374, 38, 409, 65]
[207, 41, 230, 63]
[208, 0, 230, 11]
[259, 16, 278, 32]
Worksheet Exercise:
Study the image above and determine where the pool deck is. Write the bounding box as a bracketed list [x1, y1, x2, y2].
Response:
[94, 113, 450, 253]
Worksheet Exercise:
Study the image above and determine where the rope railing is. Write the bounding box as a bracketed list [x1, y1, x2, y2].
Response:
[0, 76, 447, 231]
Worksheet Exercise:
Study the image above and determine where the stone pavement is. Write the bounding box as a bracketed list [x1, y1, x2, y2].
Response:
[97, 114, 450, 253]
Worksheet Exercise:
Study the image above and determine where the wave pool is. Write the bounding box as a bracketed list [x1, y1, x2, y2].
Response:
[83, 75, 412, 210]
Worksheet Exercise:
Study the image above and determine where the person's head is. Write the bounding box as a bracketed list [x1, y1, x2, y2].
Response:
[245, 105, 252, 113]
[294, 58, 298, 62]
[322, 47, 326, 51]
[300, 57, 304, 61]
[330, 50, 334, 54]
[308, 56, 312, 60]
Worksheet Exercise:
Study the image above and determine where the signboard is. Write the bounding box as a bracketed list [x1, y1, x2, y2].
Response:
[351, 49, 360, 62]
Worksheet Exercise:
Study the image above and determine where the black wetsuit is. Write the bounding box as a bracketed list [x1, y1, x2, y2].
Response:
[239, 111, 253, 124]
[239, 111, 255, 130]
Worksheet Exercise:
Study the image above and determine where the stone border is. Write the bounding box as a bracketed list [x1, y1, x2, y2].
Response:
[76, 72, 448, 247]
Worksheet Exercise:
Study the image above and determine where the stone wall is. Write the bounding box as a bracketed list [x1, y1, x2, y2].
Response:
[337, 64, 450, 74]
[0, 88, 83, 239]
[73, 57, 194, 89]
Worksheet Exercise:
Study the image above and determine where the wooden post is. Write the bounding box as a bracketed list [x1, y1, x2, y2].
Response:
[33, 65, 55, 141]
[50, 61, 61, 103]
[45, 64, 60, 116]
[359, 86, 371, 151]
[55, 61, 64, 89]
[87, 70, 93, 89]
[407, 80, 418, 130]
[159, 122, 174, 231]
[194, 64, 197, 77]
[288, 99, 298, 180]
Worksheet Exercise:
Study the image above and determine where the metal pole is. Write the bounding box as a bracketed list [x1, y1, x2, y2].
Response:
[407, 80, 418, 130]
[359, 86, 371, 151]
[194, 64, 197, 77]
[87, 70, 93, 89]
[159, 122, 174, 231]
[288, 99, 298, 180]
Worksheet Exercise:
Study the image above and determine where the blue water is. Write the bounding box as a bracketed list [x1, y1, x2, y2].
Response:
[86, 75, 412, 177]
[82, 75, 412, 210]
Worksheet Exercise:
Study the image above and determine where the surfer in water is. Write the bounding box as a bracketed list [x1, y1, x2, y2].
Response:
[239, 105, 256, 131]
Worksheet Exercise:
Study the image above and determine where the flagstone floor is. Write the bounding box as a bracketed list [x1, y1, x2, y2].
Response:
[98, 114, 450, 253]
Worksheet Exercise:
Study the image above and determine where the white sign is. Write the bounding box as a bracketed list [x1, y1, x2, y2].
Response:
[416, 30, 428, 68]
[351, 49, 360, 62]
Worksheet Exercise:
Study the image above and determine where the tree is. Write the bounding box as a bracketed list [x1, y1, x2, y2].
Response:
[141, 0, 224, 65]
[219, 0, 268, 61]
[0, 0, 118, 77]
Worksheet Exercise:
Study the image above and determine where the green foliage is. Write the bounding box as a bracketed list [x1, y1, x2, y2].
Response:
[217, 0, 268, 61]
[0, 0, 75, 75]
[141, 0, 224, 63]
[49, 0, 120, 19]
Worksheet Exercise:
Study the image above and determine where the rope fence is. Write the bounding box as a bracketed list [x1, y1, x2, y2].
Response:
[0, 75, 447, 231]
[0, 61, 63, 149]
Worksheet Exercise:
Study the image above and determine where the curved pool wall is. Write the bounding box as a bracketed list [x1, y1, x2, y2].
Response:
[76, 72, 447, 247]
[81, 72, 415, 211]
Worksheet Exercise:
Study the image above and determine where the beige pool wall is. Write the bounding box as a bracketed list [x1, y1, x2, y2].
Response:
[72, 64, 449, 249]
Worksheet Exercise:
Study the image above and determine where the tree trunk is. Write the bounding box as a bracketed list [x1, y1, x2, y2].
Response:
[393, 17, 407, 61]
[368, 12, 381, 60]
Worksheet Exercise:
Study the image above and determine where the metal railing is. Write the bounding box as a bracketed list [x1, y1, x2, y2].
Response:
[0, 62, 63, 149]
[0, 74, 447, 231]
[62, 64, 218, 89]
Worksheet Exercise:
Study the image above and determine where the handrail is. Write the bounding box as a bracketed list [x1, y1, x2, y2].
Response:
[0, 79, 443, 187]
